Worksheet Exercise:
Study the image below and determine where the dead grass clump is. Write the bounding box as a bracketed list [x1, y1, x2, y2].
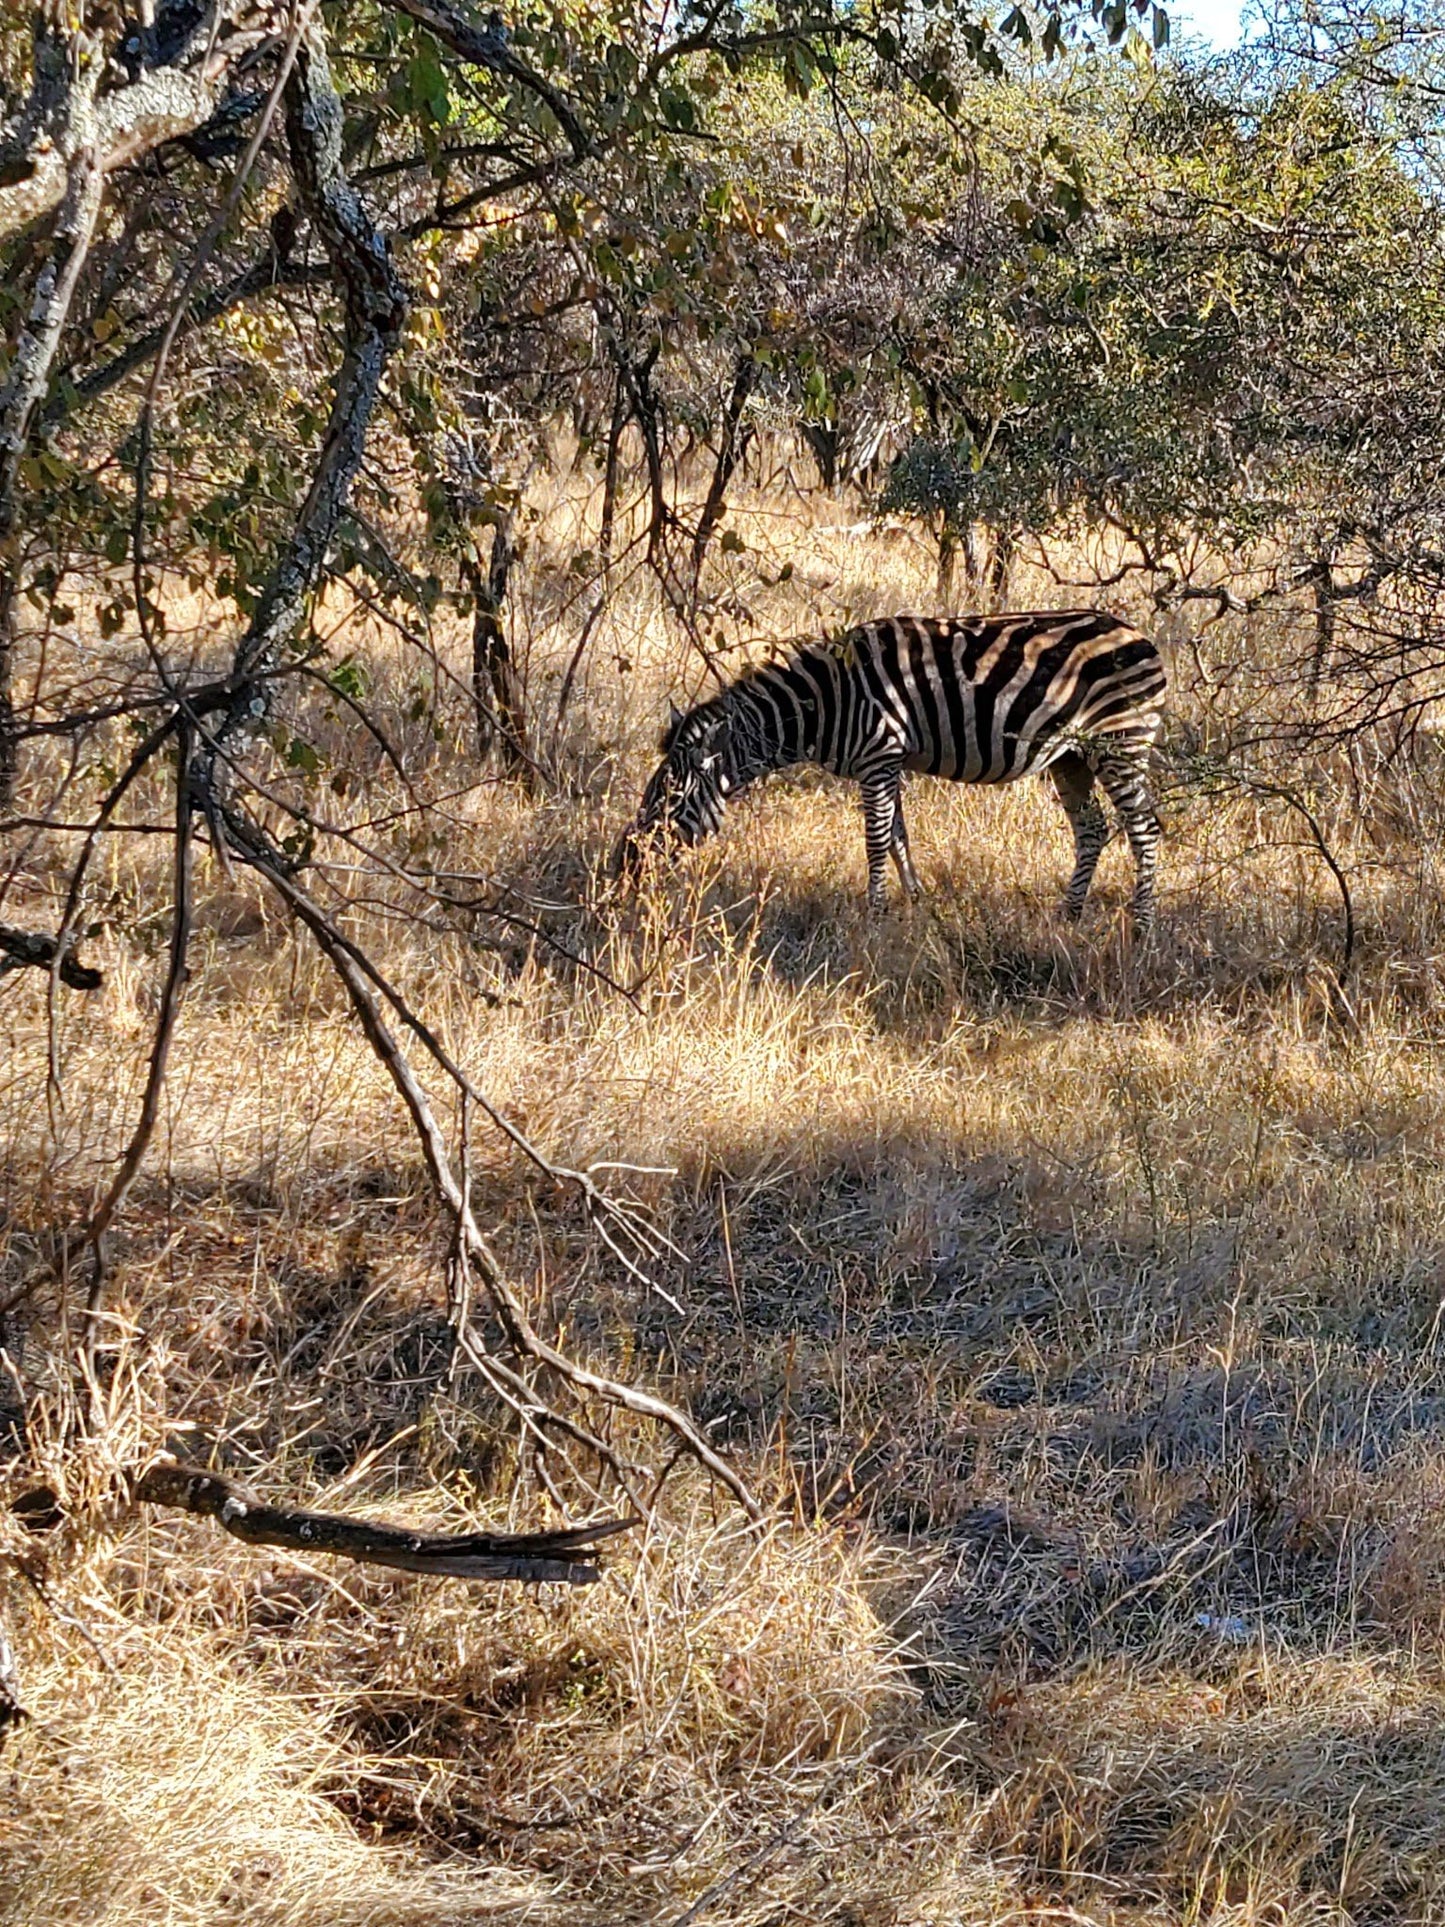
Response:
[0, 1632, 542, 1927]
[979, 1654, 1445, 1921]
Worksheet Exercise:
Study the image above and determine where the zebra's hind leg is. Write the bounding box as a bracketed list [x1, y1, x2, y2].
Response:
[1094, 751, 1162, 932]
[890, 785, 922, 901]
[1050, 751, 1110, 922]
[860, 766, 903, 911]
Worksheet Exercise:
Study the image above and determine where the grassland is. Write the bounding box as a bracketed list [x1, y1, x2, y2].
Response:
[4, 473, 1445, 1925]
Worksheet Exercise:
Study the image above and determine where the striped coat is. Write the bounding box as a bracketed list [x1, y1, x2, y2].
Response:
[617, 610, 1167, 927]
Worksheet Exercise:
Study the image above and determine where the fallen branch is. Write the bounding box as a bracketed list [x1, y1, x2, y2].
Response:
[0, 923, 101, 990]
[137, 1458, 635, 1584]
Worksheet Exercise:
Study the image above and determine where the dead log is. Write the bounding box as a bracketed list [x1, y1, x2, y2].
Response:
[137, 1459, 635, 1585]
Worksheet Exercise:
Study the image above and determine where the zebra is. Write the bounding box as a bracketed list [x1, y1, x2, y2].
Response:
[614, 610, 1167, 928]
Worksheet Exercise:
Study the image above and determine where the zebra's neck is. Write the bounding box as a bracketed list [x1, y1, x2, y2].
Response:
[719, 677, 811, 789]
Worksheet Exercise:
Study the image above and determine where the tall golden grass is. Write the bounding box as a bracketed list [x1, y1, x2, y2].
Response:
[3, 467, 1445, 1923]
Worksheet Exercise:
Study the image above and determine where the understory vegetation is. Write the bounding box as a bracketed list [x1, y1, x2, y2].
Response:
[7, 1, 1445, 1922]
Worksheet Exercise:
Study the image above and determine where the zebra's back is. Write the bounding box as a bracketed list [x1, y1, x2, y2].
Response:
[825, 610, 1166, 784]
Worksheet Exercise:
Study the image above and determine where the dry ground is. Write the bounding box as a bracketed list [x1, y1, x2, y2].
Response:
[4, 476, 1445, 1925]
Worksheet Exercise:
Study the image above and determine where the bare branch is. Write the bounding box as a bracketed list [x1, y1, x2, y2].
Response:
[81, 723, 195, 1349]
[137, 1458, 635, 1583]
[240, 844, 761, 1520]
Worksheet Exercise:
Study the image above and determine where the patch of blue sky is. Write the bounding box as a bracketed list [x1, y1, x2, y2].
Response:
[1165, 0, 1252, 50]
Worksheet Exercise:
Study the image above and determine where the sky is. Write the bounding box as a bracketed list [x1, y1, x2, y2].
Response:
[1166, 0, 1249, 49]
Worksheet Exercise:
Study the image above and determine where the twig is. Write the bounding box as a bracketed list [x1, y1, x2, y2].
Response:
[1234, 770, 1356, 981]
[81, 722, 195, 1356]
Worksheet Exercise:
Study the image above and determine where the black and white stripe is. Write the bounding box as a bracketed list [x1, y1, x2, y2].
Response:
[617, 610, 1167, 928]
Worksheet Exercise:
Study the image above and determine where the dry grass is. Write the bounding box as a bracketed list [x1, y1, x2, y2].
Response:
[4, 468, 1445, 1923]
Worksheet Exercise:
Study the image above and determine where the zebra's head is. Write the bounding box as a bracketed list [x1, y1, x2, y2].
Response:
[613, 704, 733, 878]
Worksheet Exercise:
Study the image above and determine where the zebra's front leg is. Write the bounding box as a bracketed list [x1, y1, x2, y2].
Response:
[860, 767, 902, 912]
[891, 787, 922, 901]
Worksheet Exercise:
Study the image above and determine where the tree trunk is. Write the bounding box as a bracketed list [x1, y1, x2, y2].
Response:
[1309, 548, 1337, 700]
[983, 526, 1015, 610]
[689, 354, 756, 598]
[937, 515, 959, 607]
[465, 513, 528, 777]
[800, 419, 839, 490]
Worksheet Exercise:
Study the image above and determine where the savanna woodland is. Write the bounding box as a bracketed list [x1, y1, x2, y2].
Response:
[8, 0, 1445, 1920]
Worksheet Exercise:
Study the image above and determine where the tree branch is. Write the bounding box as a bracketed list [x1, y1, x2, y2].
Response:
[237, 842, 760, 1520]
[0, 923, 102, 990]
[0, 47, 105, 807]
[56, 254, 330, 419]
[0, 5, 283, 246]
[379, 0, 593, 158]
[211, 22, 408, 757]
[81, 723, 195, 1351]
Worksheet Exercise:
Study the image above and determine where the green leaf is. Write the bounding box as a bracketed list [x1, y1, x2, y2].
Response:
[284, 734, 322, 774]
[407, 51, 451, 124]
[329, 656, 369, 702]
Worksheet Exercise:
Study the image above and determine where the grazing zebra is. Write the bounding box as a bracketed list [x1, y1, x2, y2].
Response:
[615, 610, 1167, 928]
